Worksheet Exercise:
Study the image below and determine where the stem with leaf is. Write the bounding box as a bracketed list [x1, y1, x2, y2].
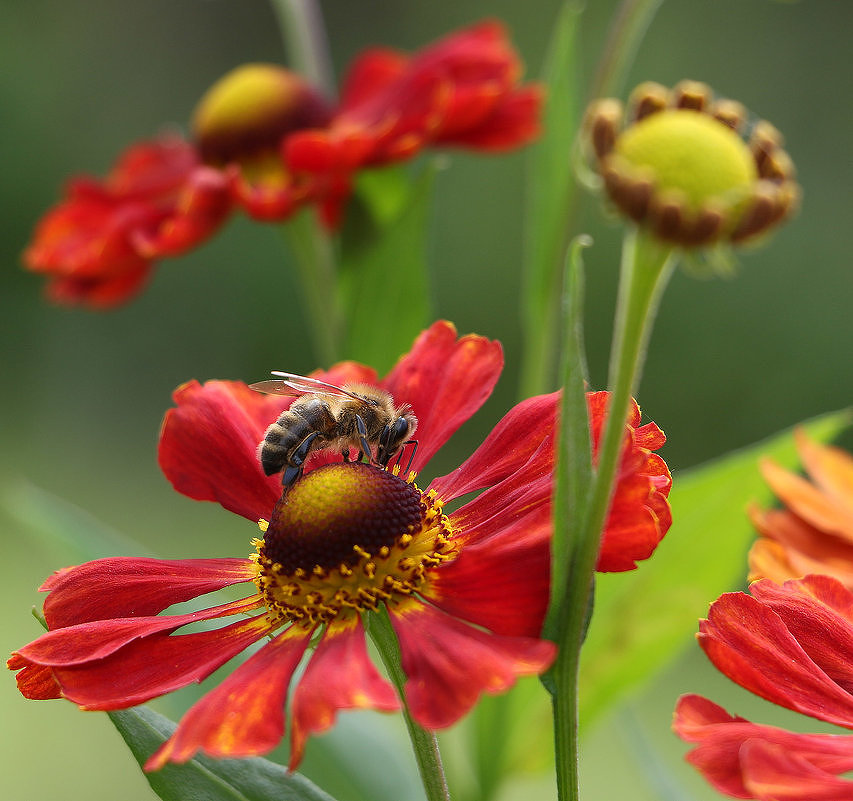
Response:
[549, 228, 676, 801]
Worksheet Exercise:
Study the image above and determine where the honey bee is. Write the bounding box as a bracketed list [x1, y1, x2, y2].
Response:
[249, 372, 418, 488]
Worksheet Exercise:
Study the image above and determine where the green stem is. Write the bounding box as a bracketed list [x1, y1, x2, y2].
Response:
[367, 608, 451, 801]
[587, 0, 665, 102]
[268, 0, 335, 95]
[281, 213, 342, 366]
[552, 228, 675, 801]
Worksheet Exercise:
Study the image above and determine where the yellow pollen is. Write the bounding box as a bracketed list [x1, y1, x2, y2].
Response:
[254, 470, 457, 629]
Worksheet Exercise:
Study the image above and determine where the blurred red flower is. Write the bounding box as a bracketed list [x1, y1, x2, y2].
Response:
[24, 21, 541, 307]
[749, 431, 853, 590]
[675, 574, 853, 799]
[9, 321, 668, 769]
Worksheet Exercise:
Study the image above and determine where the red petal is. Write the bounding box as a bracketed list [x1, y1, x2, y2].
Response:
[9, 660, 62, 700]
[749, 575, 853, 693]
[145, 627, 310, 769]
[430, 391, 557, 501]
[16, 596, 260, 667]
[426, 503, 550, 638]
[391, 604, 555, 729]
[134, 166, 232, 256]
[674, 694, 853, 799]
[742, 739, 853, 800]
[338, 49, 409, 110]
[699, 591, 853, 728]
[288, 621, 399, 769]
[51, 614, 272, 710]
[158, 380, 286, 521]
[381, 321, 503, 474]
[40, 556, 255, 628]
[437, 86, 543, 151]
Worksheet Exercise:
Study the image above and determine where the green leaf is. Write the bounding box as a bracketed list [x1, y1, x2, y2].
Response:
[109, 705, 339, 801]
[2, 478, 152, 561]
[338, 163, 436, 373]
[519, 0, 583, 397]
[578, 409, 851, 726]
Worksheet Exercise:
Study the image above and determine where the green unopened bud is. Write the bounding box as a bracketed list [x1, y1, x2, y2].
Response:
[584, 80, 799, 248]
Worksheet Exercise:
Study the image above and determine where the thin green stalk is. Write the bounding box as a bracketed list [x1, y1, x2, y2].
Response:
[551, 228, 675, 801]
[366, 608, 451, 801]
[519, 0, 666, 400]
[268, 0, 335, 95]
[587, 0, 665, 102]
[281, 213, 342, 365]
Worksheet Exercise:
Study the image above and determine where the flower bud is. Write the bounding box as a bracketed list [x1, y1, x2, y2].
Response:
[584, 80, 799, 247]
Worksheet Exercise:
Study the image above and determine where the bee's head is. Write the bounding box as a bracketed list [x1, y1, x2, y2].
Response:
[377, 409, 418, 468]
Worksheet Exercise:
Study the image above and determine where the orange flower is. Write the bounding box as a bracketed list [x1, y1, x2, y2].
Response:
[748, 431, 853, 590]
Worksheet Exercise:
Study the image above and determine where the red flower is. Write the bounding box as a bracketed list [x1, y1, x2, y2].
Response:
[9, 321, 668, 770]
[25, 21, 540, 306]
[24, 137, 232, 307]
[674, 574, 853, 799]
[749, 431, 853, 590]
[285, 20, 542, 224]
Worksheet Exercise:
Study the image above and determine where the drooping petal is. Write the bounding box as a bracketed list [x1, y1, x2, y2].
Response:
[674, 694, 853, 800]
[425, 503, 550, 638]
[8, 660, 62, 700]
[41, 556, 256, 628]
[16, 596, 260, 667]
[794, 430, 853, 515]
[381, 321, 503, 474]
[31, 614, 272, 710]
[145, 627, 311, 770]
[699, 590, 853, 728]
[288, 621, 399, 769]
[391, 604, 555, 729]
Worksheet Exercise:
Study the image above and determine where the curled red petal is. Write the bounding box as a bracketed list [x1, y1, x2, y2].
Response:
[381, 320, 503, 474]
[288, 621, 399, 769]
[391, 604, 555, 729]
[699, 590, 853, 728]
[338, 49, 409, 109]
[40, 556, 255, 628]
[9, 660, 62, 700]
[145, 627, 310, 770]
[45, 614, 272, 710]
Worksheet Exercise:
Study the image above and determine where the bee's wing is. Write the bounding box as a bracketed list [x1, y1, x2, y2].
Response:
[250, 371, 363, 401]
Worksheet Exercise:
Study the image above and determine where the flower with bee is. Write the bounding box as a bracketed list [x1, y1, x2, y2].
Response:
[9, 321, 670, 769]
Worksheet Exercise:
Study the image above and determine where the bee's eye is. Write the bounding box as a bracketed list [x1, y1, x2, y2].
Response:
[391, 417, 410, 443]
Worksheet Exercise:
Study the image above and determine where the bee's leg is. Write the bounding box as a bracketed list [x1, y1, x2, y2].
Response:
[398, 439, 418, 474]
[354, 415, 372, 463]
[282, 432, 320, 488]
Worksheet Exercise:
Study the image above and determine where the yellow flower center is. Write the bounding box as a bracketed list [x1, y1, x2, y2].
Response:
[192, 63, 333, 169]
[614, 109, 757, 214]
[254, 463, 455, 629]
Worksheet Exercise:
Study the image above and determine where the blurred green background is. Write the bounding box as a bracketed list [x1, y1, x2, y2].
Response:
[3, 1, 851, 799]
